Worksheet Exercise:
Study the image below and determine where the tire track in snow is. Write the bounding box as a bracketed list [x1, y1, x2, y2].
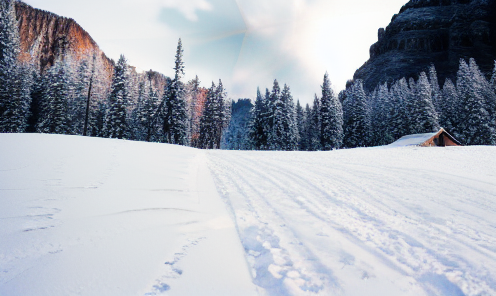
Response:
[206, 149, 496, 296]
[207, 153, 335, 295]
[242, 152, 496, 295]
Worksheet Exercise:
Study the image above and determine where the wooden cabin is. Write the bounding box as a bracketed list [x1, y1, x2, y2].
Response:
[389, 128, 462, 147]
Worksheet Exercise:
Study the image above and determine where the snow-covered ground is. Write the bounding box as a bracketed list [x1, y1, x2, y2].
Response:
[0, 134, 256, 296]
[1, 134, 495, 296]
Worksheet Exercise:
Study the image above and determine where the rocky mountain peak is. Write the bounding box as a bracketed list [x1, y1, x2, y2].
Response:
[353, 0, 496, 91]
[14, 1, 113, 74]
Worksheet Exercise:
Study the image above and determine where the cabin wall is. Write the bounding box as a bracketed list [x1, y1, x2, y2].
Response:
[420, 132, 461, 147]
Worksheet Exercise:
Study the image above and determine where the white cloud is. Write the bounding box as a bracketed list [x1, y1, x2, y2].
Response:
[159, 0, 213, 22]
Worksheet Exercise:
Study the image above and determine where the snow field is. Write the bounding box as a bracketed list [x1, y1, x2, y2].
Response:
[1, 133, 495, 296]
[0, 134, 256, 296]
[206, 146, 496, 296]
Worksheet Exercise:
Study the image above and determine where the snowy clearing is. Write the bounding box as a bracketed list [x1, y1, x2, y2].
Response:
[0, 134, 256, 296]
[206, 146, 496, 296]
[1, 134, 495, 296]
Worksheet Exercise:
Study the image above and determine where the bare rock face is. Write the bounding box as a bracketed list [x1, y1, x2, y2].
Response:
[353, 0, 496, 91]
[15, 1, 113, 74]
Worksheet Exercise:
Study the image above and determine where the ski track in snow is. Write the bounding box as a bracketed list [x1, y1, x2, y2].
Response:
[206, 147, 496, 296]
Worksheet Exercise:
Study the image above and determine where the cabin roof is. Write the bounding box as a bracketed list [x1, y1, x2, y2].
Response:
[387, 128, 461, 147]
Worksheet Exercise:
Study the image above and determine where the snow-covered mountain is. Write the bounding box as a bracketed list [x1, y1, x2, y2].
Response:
[1, 134, 495, 295]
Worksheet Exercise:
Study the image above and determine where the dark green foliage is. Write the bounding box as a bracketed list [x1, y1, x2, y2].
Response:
[320, 73, 343, 150]
[343, 80, 369, 148]
[105, 55, 129, 139]
[163, 39, 188, 145]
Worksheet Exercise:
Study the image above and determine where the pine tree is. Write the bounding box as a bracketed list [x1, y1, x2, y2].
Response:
[388, 78, 410, 140]
[456, 58, 494, 145]
[36, 59, 72, 134]
[69, 57, 91, 135]
[214, 79, 229, 149]
[0, 0, 32, 132]
[439, 78, 458, 133]
[267, 80, 281, 149]
[320, 72, 343, 150]
[300, 103, 312, 151]
[409, 72, 439, 134]
[283, 84, 298, 151]
[296, 100, 305, 150]
[429, 64, 442, 115]
[163, 39, 188, 145]
[132, 76, 159, 142]
[309, 94, 321, 151]
[105, 55, 129, 139]
[249, 87, 269, 150]
[198, 82, 217, 149]
[343, 80, 369, 148]
[469, 58, 496, 142]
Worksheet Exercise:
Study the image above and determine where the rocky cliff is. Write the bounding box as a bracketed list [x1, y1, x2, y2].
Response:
[14, 1, 113, 74]
[353, 0, 496, 91]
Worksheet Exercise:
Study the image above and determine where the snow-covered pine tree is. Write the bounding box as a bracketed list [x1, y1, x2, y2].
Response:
[428, 64, 442, 115]
[283, 84, 298, 151]
[456, 58, 494, 145]
[409, 72, 439, 134]
[105, 55, 129, 139]
[0, 0, 32, 133]
[300, 103, 312, 151]
[296, 100, 305, 150]
[439, 78, 458, 134]
[163, 39, 188, 145]
[249, 87, 269, 150]
[388, 78, 410, 140]
[198, 82, 216, 149]
[214, 79, 229, 149]
[266, 80, 280, 149]
[320, 72, 343, 150]
[37, 59, 72, 134]
[130, 80, 147, 141]
[469, 58, 496, 142]
[369, 83, 389, 146]
[187, 75, 202, 146]
[343, 80, 369, 148]
[269, 83, 285, 150]
[309, 94, 321, 151]
[133, 76, 159, 142]
[68, 56, 91, 135]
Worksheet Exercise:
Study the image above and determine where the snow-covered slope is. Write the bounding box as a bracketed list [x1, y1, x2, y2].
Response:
[0, 134, 256, 296]
[207, 146, 496, 296]
[1, 134, 495, 296]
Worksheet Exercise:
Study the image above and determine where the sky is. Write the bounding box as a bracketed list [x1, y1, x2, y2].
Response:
[23, 0, 407, 105]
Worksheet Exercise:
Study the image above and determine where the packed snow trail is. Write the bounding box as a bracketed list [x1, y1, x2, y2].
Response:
[0, 134, 256, 296]
[206, 147, 496, 296]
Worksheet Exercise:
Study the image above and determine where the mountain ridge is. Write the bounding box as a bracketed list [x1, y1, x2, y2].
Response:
[353, 0, 496, 90]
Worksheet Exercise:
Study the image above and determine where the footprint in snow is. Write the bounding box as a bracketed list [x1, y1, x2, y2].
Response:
[144, 237, 205, 295]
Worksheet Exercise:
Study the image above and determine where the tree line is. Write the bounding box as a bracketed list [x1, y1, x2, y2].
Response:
[0, 0, 230, 148]
[222, 58, 496, 150]
[2, 0, 496, 149]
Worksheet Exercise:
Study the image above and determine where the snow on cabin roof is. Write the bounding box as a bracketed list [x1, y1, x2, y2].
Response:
[387, 131, 439, 147]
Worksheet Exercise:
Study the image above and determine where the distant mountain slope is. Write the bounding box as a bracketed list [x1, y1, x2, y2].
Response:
[353, 0, 496, 91]
[14, 1, 113, 74]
